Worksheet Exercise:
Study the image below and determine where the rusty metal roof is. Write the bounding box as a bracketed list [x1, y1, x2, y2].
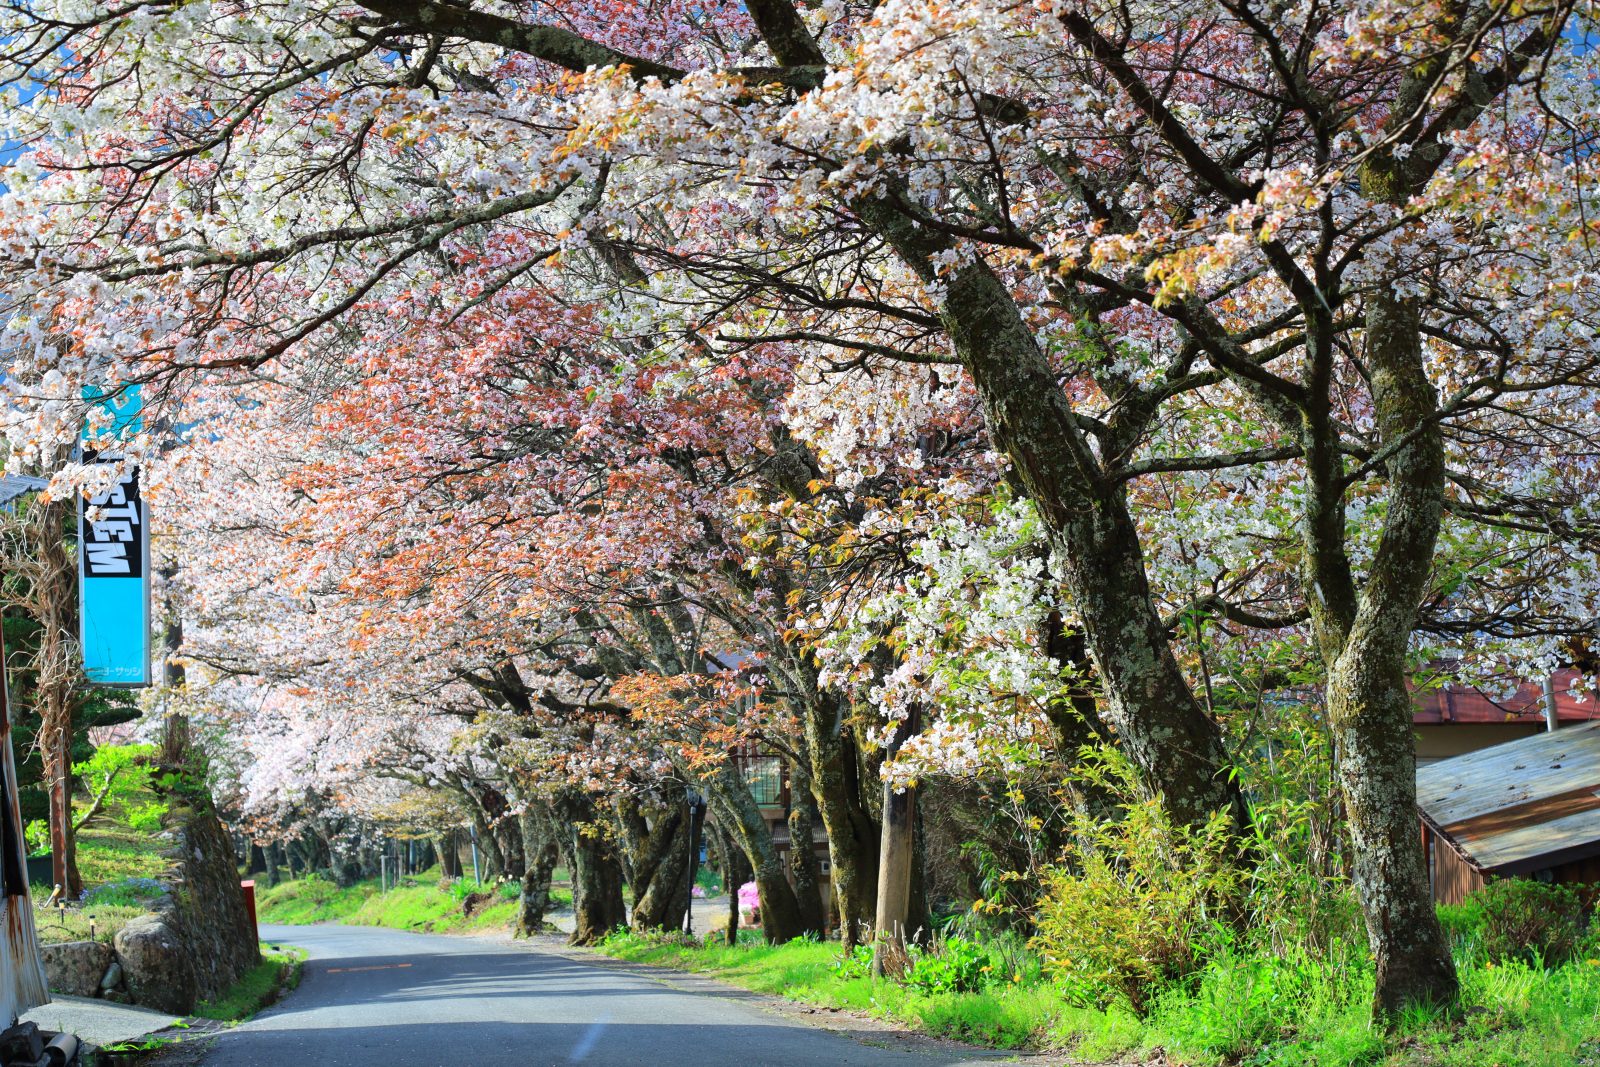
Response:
[1414, 670, 1600, 726]
[1417, 720, 1600, 875]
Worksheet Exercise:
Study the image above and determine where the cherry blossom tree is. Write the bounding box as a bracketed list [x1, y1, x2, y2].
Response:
[2, 0, 1599, 1014]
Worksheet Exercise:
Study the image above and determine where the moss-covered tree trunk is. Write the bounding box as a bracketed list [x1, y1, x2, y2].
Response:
[515, 809, 560, 937]
[785, 760, 826, 936]
[799, 689, 879, 948]
[554, 793, 626, 945]
[857, 202, 1247, 838]
[709, 760, 808, 942]
[1309, 282, 1457, 1014]
[628, 807, 691, 932]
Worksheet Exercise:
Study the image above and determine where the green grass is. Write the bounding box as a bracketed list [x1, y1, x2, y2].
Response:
[594, 932, 1600, 1066]
[71, 822, 168, 885]
[256, 871, 568, 935]
[68, 779, 171, 887]
[31, 899, 147, 945]
[194, 945, 306, 1022]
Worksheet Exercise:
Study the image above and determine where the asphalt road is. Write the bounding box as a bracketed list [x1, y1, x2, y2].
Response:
[194, 924, 1004, 1067]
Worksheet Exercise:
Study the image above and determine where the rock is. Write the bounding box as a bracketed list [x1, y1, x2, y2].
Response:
[40, 941, 114, 998]
[100, 960, 124, 992]
[113, 916, 197, 1014]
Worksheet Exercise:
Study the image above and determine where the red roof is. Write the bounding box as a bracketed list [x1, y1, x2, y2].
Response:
[1414, 670, 1600, 725]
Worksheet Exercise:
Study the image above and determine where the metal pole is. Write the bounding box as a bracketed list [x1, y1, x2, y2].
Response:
[380, 853, 387, 894]
[470, 825, 481, 885]
[1542, 675, 1560, 732]
[684, 790, 702, 936]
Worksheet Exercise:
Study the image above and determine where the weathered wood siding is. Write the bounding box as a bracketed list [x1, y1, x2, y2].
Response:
[0, 640, 50, 1023]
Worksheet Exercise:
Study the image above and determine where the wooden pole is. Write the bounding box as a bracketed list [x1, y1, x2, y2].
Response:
[871, 703, 920, 978]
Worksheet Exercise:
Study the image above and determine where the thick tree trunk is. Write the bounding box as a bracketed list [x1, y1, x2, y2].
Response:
[1314, 284, 1458, 1014]
[785, 760, 826, 936]
[1329, 644, 1456, 1014]
[800, 691, 880, 948]
[515, 809, 560, 937]
[499, 818, 525, 881]
[710, 761, 808, 942]
[554, 793, 626, 945]
[630, 808, 691, 932]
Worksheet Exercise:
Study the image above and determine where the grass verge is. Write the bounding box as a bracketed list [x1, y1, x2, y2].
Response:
[193, 945, 306, 1022]
[256, 870, 567, 934]
[594, 930, 1600, 1066]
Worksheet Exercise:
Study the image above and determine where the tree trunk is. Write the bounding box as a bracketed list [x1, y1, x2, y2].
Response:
[872, 706, 920, 976]
[858, 202, 1247, 837]
[710, 760, 807, 942]
[516, 809, 560, 937]
[555, 793, 626, 945]
[499, 817, 525, 881]
[719, 826, 748, 946]
[36, 493, 81, 898]
[262, 841, 281, 888]
[464, 800, 504, 881]
[1314, 281, 1458, 1014]
[44, 693, 79, 897]
[629, 808, 691, 932]
[435, 831, 462, 878]
[800, 690, 880, 948]
[785, 760, 826, 936]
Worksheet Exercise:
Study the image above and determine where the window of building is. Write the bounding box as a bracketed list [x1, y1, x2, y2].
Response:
[743, 756, 783, 806]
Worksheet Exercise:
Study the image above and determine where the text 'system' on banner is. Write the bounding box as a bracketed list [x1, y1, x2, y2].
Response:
[79, 385, 151, 687]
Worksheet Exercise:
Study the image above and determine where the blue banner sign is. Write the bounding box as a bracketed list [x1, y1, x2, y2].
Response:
[79, 385, 151, 687]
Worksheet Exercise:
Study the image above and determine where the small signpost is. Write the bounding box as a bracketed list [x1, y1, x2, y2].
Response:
[78, 386, 152, 688]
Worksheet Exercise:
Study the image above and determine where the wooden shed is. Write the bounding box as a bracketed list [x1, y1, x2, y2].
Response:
[1417, 720, 1600, 905]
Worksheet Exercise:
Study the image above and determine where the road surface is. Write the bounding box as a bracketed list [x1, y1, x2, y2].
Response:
[194, 924, 1006, 1067]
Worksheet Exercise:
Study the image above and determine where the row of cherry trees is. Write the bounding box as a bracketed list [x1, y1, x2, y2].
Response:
[1, 0, 1599, 1015]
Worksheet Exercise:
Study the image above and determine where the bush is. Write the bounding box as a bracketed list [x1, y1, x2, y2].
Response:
[125, 801, 166, 833]
[907, 935, 988, 994]
[833, 942, 873, 980]
[1471, 879, 1588, 966]
[1030, 755, 1241, 1011]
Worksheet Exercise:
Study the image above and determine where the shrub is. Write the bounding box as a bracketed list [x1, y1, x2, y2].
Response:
[1030, 753, 1241, 1011]
[907, 935, 988, 994]
[125, 801, 167, 833]
[1472, 878, 1588, 966]
[832, 942, 873, 980]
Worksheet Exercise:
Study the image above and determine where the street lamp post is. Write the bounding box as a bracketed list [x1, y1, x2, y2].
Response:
[684, 788, 705, 936]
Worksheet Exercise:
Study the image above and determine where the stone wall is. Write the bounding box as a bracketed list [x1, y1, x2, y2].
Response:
[160, 799, 261, 1003]
[46, 796, 260, 1014]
